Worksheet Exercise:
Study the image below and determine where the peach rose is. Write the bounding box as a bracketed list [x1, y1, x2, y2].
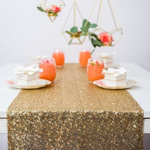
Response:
[51, 5, 61, 13]
[46, 8, 50, 13]
[98, 32, 113, 46]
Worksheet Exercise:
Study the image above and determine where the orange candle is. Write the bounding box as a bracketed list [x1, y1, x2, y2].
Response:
[79, 50, 91, 67]
[52, 49, 65, 67]
[39, 58, 56, 82]
[87, 58, 104, 82]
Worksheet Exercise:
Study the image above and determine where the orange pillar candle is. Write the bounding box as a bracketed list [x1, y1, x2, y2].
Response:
[52, 49, 65, 67]
[87, 58, 104, 82]
[39, 58, 56, 82]
[79, 50, 91, 67]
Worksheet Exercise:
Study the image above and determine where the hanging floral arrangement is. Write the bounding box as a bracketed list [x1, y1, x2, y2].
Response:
[66, 19, 113, 55]
[37, 0, 65, 22]
[37, 5, 61, 17]
[65, 19, 97, 45]
[62, 0, 86, 45]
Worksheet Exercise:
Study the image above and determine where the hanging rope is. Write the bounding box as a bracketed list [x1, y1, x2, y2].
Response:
[84, 0, 99, 27]
[74, 0, 76, 26]
[98, 0, 103, 28]
[62, 3, 74, 31]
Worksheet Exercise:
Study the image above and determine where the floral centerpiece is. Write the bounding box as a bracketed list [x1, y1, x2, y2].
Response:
[37, 5, 61, 17]
[66, 19, 113, 55]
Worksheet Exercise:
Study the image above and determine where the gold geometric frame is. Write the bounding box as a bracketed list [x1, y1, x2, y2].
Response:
[62, 0, 86, 45]
[39, 0, 65, 22]
[89, 0, 123, 46]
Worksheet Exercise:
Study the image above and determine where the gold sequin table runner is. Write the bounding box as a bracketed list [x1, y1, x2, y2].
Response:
[7, 64, 143, 149]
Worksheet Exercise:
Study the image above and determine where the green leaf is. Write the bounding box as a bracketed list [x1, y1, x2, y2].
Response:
[80, 27, 88, 32]
[37, 7, 45, 12]
[81, 32, 88, 36]
[70, 26, 78, 33]
[65, 31, 74, 36]
[90, 24, 97, 28]
[90, 33, 100, 41]
[90, 33, 98, 38]
[91, 38, 102, 48]
[82, 19, 87, 27]
[82, 19, 91, 28]
[85, 22, 91, 29]
[68, 39, 73, 45]
[81, 19, 91, 32]
[91, 49, 96, 55]
[81, 26, 90, 32]
[88, 31, 91, 40]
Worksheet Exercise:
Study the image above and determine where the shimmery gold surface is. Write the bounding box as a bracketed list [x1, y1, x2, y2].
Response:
[7, 64, 143, 149]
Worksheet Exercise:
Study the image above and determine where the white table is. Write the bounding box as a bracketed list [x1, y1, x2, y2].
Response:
[0, 63, 150, 134]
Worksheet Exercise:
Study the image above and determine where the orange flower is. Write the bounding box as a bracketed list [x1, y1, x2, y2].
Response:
[98, 32, 113, 46]
[51, 5, 61, 13]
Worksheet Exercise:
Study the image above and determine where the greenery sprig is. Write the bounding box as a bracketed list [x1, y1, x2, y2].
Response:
[65, 19, 103, 54]
[65, 27, 82, 45]
[37, 7, 46, 12]
[37, 6, 58, 17]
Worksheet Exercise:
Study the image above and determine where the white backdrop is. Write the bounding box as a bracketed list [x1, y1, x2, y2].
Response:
[0, 0, 150, 71]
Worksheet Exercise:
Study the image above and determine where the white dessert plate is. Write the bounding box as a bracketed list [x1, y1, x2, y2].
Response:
[7, 79, 51, 89]
[93, 79, 136, 90]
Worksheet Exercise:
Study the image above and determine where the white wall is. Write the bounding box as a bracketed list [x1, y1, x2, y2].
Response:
[0, 0, 150, 71]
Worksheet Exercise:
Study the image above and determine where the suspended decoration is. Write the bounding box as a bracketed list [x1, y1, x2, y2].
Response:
[62, 0, 86, 45]
[37, 0, 65, 22]
[66, 0, 123, 54]
[90, 0, 123, 46]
